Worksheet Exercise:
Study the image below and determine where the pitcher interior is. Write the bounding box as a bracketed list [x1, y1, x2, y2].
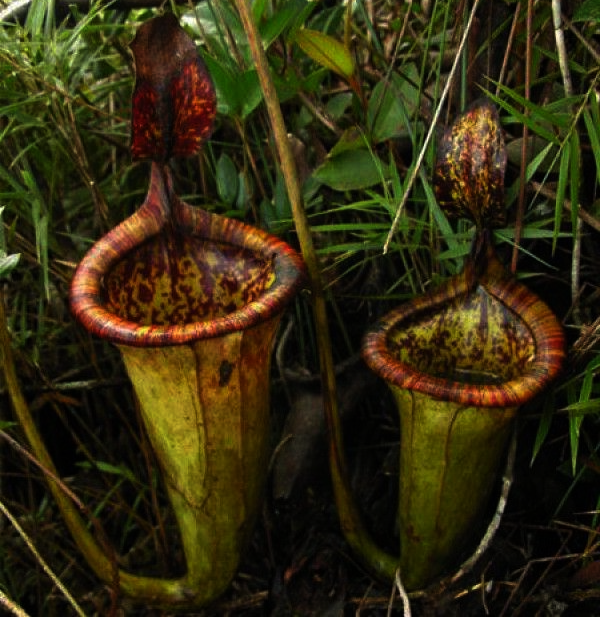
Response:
[104, 231, 275, 325]
[387, 284, 536, 384]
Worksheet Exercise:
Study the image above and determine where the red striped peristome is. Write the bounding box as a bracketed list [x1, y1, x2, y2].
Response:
[362, 242, 565, 408]
[69, 162, 306, 347]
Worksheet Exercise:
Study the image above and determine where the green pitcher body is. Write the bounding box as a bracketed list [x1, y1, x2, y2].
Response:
[67, 163, 305, 608]
[359, 245, 565, 590]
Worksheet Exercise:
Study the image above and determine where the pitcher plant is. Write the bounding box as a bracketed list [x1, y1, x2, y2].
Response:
[335, 100, 565, 590]
[8, 13, 305, 609]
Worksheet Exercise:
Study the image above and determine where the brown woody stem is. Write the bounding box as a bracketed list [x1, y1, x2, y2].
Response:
[232, 0, 399, 580]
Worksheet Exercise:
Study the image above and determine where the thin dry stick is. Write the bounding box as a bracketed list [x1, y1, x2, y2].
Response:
[391, 569, 412, 617]
[0, 590, 31, 617]
[0, 289, 127, 603]
[495, 6, 521, 95]
[0, 0, 29, 21]
[563, 13, 600, 65]
[0, 431, 86, 509]
[0, 498, 86, 617]
[229, 1, 339, 430]
[383, 0, 482, 254]
[569, 313, 600, 365]
[552, 0, 573, 97]
[231, 0, 319, 298]
[530, 180, 600, 233]
[553, 0, 581, 321]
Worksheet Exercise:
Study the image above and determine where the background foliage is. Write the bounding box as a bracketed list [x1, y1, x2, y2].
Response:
[1, 0, 600, 614]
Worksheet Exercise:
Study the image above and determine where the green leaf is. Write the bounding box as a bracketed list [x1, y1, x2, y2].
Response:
[310, 222, 391, 233]
[260, 171, 292, 233]
[555, 143, 569, 252]
[486, 85, 565, 144]
[329, 127, 369, 157]
[368, 78, 404, 143]
[235, 171, 252, 212]
[252, 0, 268, 22]
[216, 153, 239, 205]
[565, 354, 598, 473]
[283, 0, 320, 43]
[24, 0, 54, 39]
[77, 460, 136, 483]
[0, 252, 21, 278]
[187, 2, 249, 66]
[573, 0, 600, 22]
[531, 395, 555, 464]
[368, 67, 419, 143]
[583, 107, 600, 182]
[505, 136, 559, 174]
[569, 408, 585, 473]
[325, 92, 353, 121]
[421, 175, 460, 256]
[295, 28, 355, 79]
[565, 398, 600, 415]
[202, 57, 262, 118]
[496, 227, 570, 240]
[273, 169, 292, 222]
[569, 131, 581, 232]
[313, 149, 387, 191]
[259, 0, 309, 48]
[237, 69, 264, 118]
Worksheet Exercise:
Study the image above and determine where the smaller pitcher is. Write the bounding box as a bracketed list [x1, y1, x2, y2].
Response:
[337, 100, 565, 590]
[362, 234, 564, 589]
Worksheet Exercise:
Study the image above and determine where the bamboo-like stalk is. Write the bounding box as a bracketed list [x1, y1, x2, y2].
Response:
[232, 0, 399, 580]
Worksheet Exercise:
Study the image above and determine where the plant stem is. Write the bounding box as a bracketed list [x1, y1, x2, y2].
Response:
[552, 0, 581, 321]
[232, 0, 399, 580]
[0, 589, 31, 617]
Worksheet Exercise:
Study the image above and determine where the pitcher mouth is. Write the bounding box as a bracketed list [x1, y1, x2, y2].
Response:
[362, 246, 565, 408]
[70, 164, 305, 347]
